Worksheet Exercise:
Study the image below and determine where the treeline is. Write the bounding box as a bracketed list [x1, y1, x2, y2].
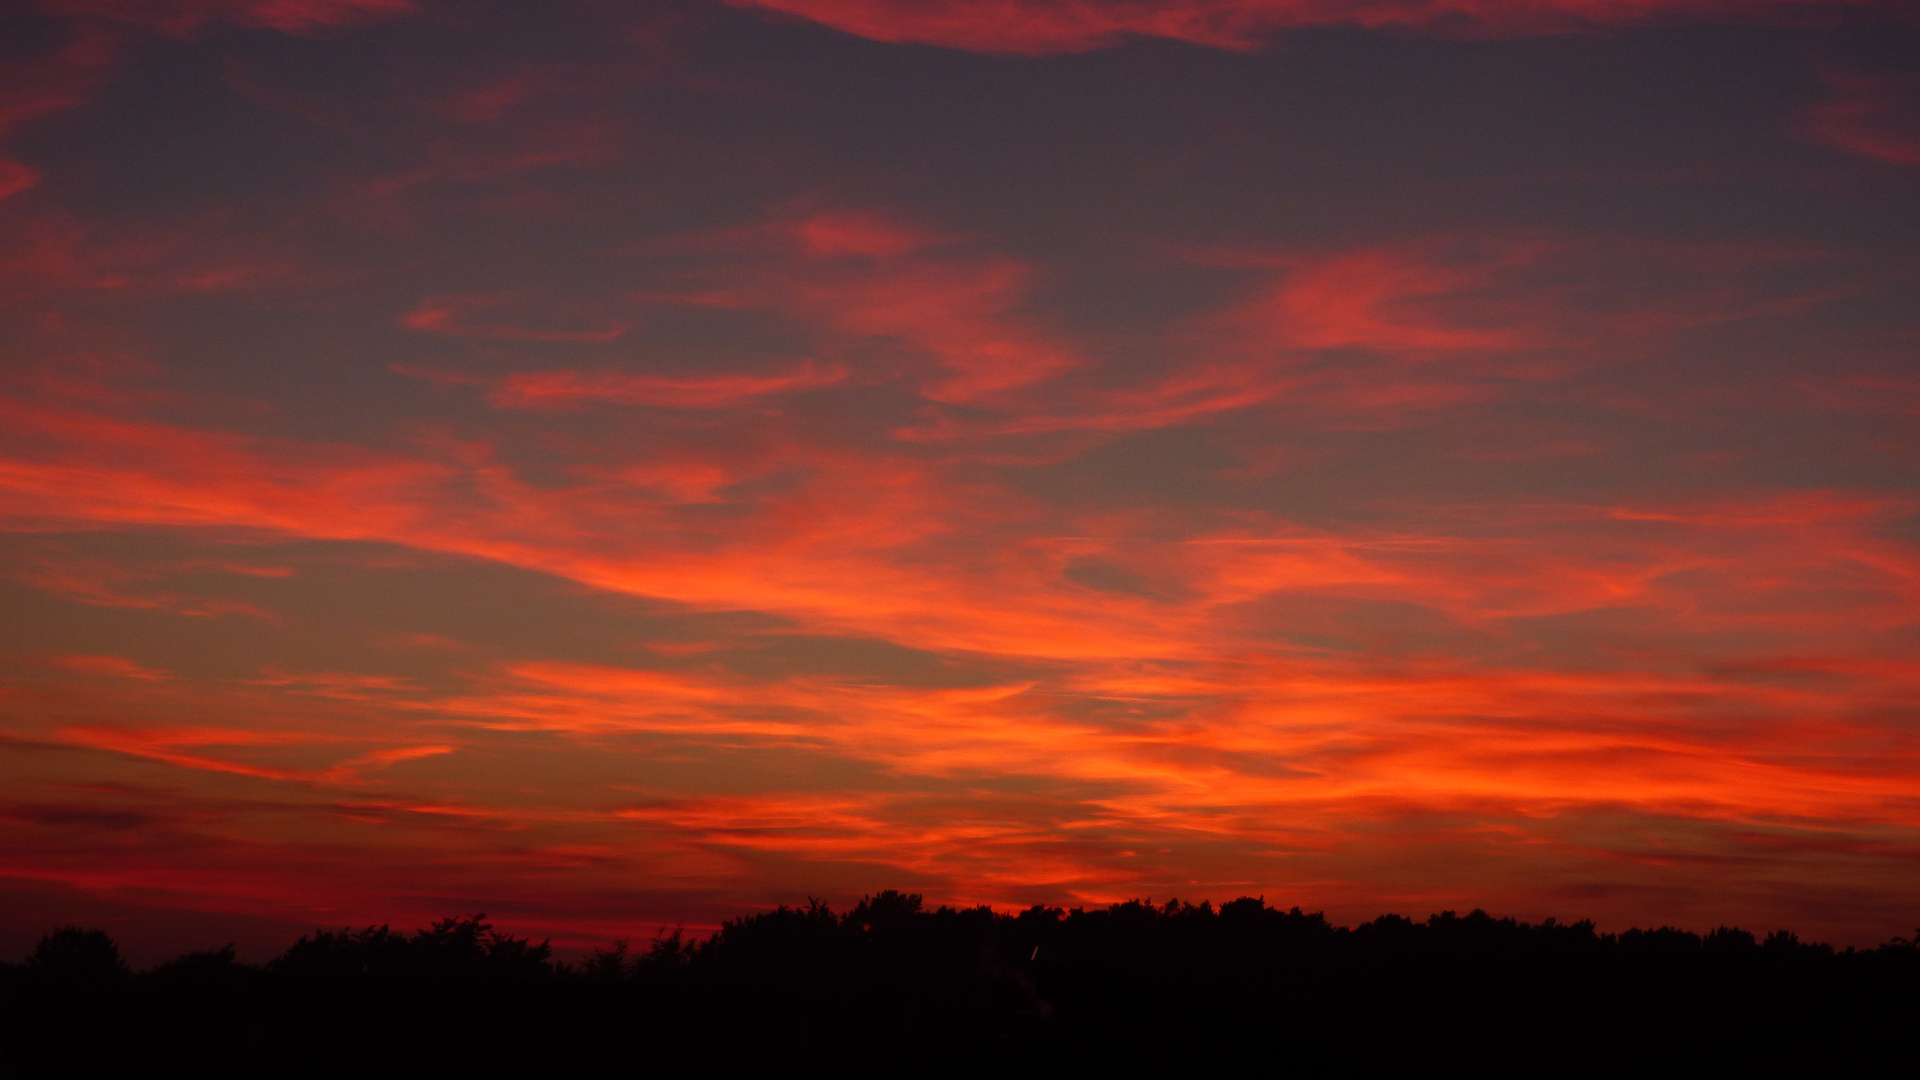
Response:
[3, 893, 1916, 1076]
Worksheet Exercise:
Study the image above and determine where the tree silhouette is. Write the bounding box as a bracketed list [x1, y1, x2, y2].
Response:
[2, 898, 1917, 1077]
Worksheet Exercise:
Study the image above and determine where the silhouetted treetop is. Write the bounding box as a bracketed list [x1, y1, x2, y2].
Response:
[271, 914, 550, 979]
[24, 927, 128, 987]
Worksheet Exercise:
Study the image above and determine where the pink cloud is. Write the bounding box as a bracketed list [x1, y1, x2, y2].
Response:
[726, 0, 1908, 55]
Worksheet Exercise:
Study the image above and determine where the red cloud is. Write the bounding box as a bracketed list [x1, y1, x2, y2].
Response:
[39, 0, 413, 35]
[1800, 69, 1920, 166]
[898, 233, 1849, 444]
[0, 22, 117, 208]
[0, 26, 115, 140]
[0, 160, 39, 201]
[396, 358, 848, 410]
[401, 293, 633, 343]
[727, 0, 1906, 55]
[794, 210, 951, 258]
[0, 209, 317, 301]
[1213, 234, 1844, 362]
[646, 210, 1079, 404]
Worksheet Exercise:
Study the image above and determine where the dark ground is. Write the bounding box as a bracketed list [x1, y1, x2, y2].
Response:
[3, 892, 1914, 1077]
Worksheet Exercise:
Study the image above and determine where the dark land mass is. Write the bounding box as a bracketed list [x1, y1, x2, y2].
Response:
[2, 893, 1915, 1077]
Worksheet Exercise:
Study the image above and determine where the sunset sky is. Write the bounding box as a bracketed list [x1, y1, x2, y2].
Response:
[2, 0, 1917, 962]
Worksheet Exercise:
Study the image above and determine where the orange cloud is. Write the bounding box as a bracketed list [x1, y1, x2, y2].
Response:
[54, 724, 328, 783]
[20, 555, 275, 618]
[2, 9, 1917, 953]
[42, 654, 175, 681]
[483, 360, 848, 409]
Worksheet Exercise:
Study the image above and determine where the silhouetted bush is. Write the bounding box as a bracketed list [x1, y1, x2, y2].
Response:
[24, 927, 128, 987]
[1, 897, 1915, 1077]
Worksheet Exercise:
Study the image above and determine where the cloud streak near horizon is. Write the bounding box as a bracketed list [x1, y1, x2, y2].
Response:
[0, 0, 1916, 961]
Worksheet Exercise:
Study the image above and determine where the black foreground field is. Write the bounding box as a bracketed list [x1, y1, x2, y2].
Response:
[3, 893, 1916, 1077]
